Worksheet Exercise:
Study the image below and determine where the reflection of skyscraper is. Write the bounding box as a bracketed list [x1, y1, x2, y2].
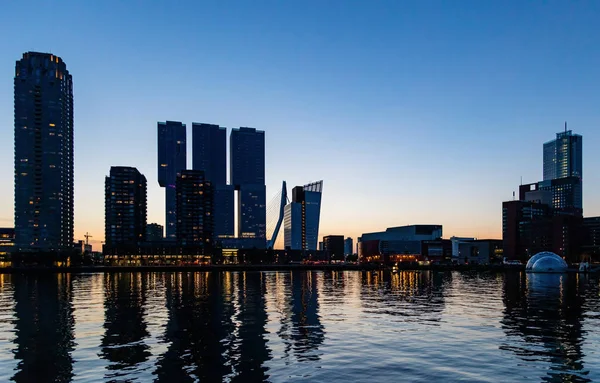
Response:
[192, 123, 234, 238]
[289, 271, 324, 361]
[12, 274, 75, 382]
[104, 167, 147, 246]
[155, 273, 236, 381]
[230, 128, 266, 245]
[501, 273, 590, 382]
[14, 52, 74, 252]
[284, 182, 323, 251]
[157, 121, 187, 240]
[99, 273, 150, 377]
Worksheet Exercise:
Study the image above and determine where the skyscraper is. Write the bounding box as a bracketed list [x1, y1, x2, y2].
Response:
[104, 167, 147, 246]
[284, 181, 323, 251]
[176, 170, 213, 251]
[543, 126, 582, 210]
[543, 126, 583, 181]
[158, 121, 187, 240]
[14, 52, 74, 252]
[344, 237, 354, 256]
[230, 127, 266, 245]
[192, 123, 234, 238]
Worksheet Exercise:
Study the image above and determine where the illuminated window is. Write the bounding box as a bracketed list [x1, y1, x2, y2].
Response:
[49, 123, 55, 127]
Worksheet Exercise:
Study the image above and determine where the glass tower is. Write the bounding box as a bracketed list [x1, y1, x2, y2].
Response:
[230, 128, 266, 245]
[158, 121, 187, 240]
[284, 181, 323, 251]
[14, 52, 74, 252]
[192, 123, 234, 238]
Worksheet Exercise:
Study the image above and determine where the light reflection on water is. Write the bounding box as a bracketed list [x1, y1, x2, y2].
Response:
[0, 271, 598, 382]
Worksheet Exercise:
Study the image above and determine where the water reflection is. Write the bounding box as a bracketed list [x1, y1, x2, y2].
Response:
[11, 274, 75, 383]
[100, 273, 150, 381]
[289, 271, 325, 361]
[501, 272, 592, 382]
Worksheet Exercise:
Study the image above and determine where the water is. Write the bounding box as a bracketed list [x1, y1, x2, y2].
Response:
[0, 271, 598, 382]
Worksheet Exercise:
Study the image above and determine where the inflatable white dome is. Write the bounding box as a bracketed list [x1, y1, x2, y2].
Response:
[525, 251, 568, 273]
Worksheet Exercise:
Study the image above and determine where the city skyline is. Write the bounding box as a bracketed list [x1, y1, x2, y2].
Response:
[1, 2, 600, 251]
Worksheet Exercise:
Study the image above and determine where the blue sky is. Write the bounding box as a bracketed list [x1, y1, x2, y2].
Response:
[1, 1, 599, 249]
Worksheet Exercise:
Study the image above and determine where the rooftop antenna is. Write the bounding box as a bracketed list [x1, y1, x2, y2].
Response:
[565, 121, 567, 133]
[520, 176, 522, 186]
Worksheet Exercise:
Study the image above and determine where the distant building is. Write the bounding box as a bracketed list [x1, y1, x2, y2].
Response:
[176, 170, 213, 251]
[450, 237, 476, 259]
[520, 176, 582, 212]
[104, 167, 147, 246]
[344, 237, 353, 256]
[582, 217, 600, 260]
[358, 225, 442, 263]
[146, 223, 164, 242]
[318, 241, 323, 251]
[14, 52, 74, 253]
[421, 239, 452, 263]
[230, 127, 266, 246]
[284, 181, 323, 251]
[323, 235, 345, 261]
[457, 239, 503, 265]
[0, 228, 15, 264]
[543, 127, 582, 209]
[193, 123, 234, 239]
[157, 121, 187, 240]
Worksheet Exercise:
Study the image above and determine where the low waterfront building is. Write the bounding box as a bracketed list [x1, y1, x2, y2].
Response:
[457, 239, 503, 265]
[146, 223, 164, 242]
[323, 235, 345, 261]
[358, 225, 443, 264]
[582, 216, 600, 261]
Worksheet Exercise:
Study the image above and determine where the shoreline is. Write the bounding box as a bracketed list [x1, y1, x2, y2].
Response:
[1, 264, 597, 274]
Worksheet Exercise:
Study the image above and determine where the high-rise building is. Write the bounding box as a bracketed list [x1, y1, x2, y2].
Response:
[158, 121, 187, 240]
[14, 52, 74, 253]
[146, 223, 164, 242]
[324, 235, 345, 260]
[519, 176, 582, 212]
[230, 127, 266, 245]
[176, 170, 214, 250]
[192, 123, 234, 238]
[284, 181, 323, 251]
[344, 237, 354, 256]
[543, 127, 582, 209]
[543, 127, 583, 181]
[104, 167, 147, 246]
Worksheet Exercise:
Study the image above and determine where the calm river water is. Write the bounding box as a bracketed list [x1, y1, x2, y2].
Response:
[0, 271, 598, 382]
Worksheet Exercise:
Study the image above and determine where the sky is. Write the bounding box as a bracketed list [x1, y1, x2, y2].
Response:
[1, 1, 599, 251]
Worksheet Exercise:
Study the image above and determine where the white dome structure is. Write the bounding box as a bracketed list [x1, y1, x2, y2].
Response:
[525, 251, 568, 273]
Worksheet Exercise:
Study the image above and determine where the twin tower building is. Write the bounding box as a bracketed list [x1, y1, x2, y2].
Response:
[158, 122, 266, 248]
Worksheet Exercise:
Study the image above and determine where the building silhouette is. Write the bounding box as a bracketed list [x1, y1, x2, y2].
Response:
[284, 182, 323, 251]
[230, 127, 266, 245]
[192, 123, 234, 238]
[323, 235, 345, 261]
[344, 237, 353, 256]
[157, 121, 187, 240]
[104, 167, 147, 246]
[176, 170, 213, 250]
[145, 223, 163, 242]
[14, 52, 74, 252]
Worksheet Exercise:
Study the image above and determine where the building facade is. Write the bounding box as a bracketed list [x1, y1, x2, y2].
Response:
[157, 121, 187, 240]
[192, 123, 234, 239]
[358, 225, 443, 263]
[14, 52, 74, 252]
[284, 182, 323, 251]
[520, 176, 582, 212]
[230, 127, 266, 246]
[0, 228, 15, 264]
[175, 170, 213, 251]
[582, 217, 600, 260]
[344, 237, 353, 256]
[543, 128, 582, 209]
[146, 223, 164, 242]
[323, 235, 345, 260]
[104, 167, 147, 246]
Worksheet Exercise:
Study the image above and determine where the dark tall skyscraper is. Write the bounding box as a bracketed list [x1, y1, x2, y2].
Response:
[176, 170, 213, 251]
[104, 167, 147, 246]
[230, 128, 266, 244]
[192, 123, 234, 238]
[14, 52, 74, 252]
[158, 121, 187, 240]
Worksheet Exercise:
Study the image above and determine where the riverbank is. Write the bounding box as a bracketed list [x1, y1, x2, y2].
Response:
[0, 263, 528, 274]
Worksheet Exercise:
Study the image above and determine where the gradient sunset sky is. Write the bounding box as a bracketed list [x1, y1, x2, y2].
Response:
[1, 1, 599, 250]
